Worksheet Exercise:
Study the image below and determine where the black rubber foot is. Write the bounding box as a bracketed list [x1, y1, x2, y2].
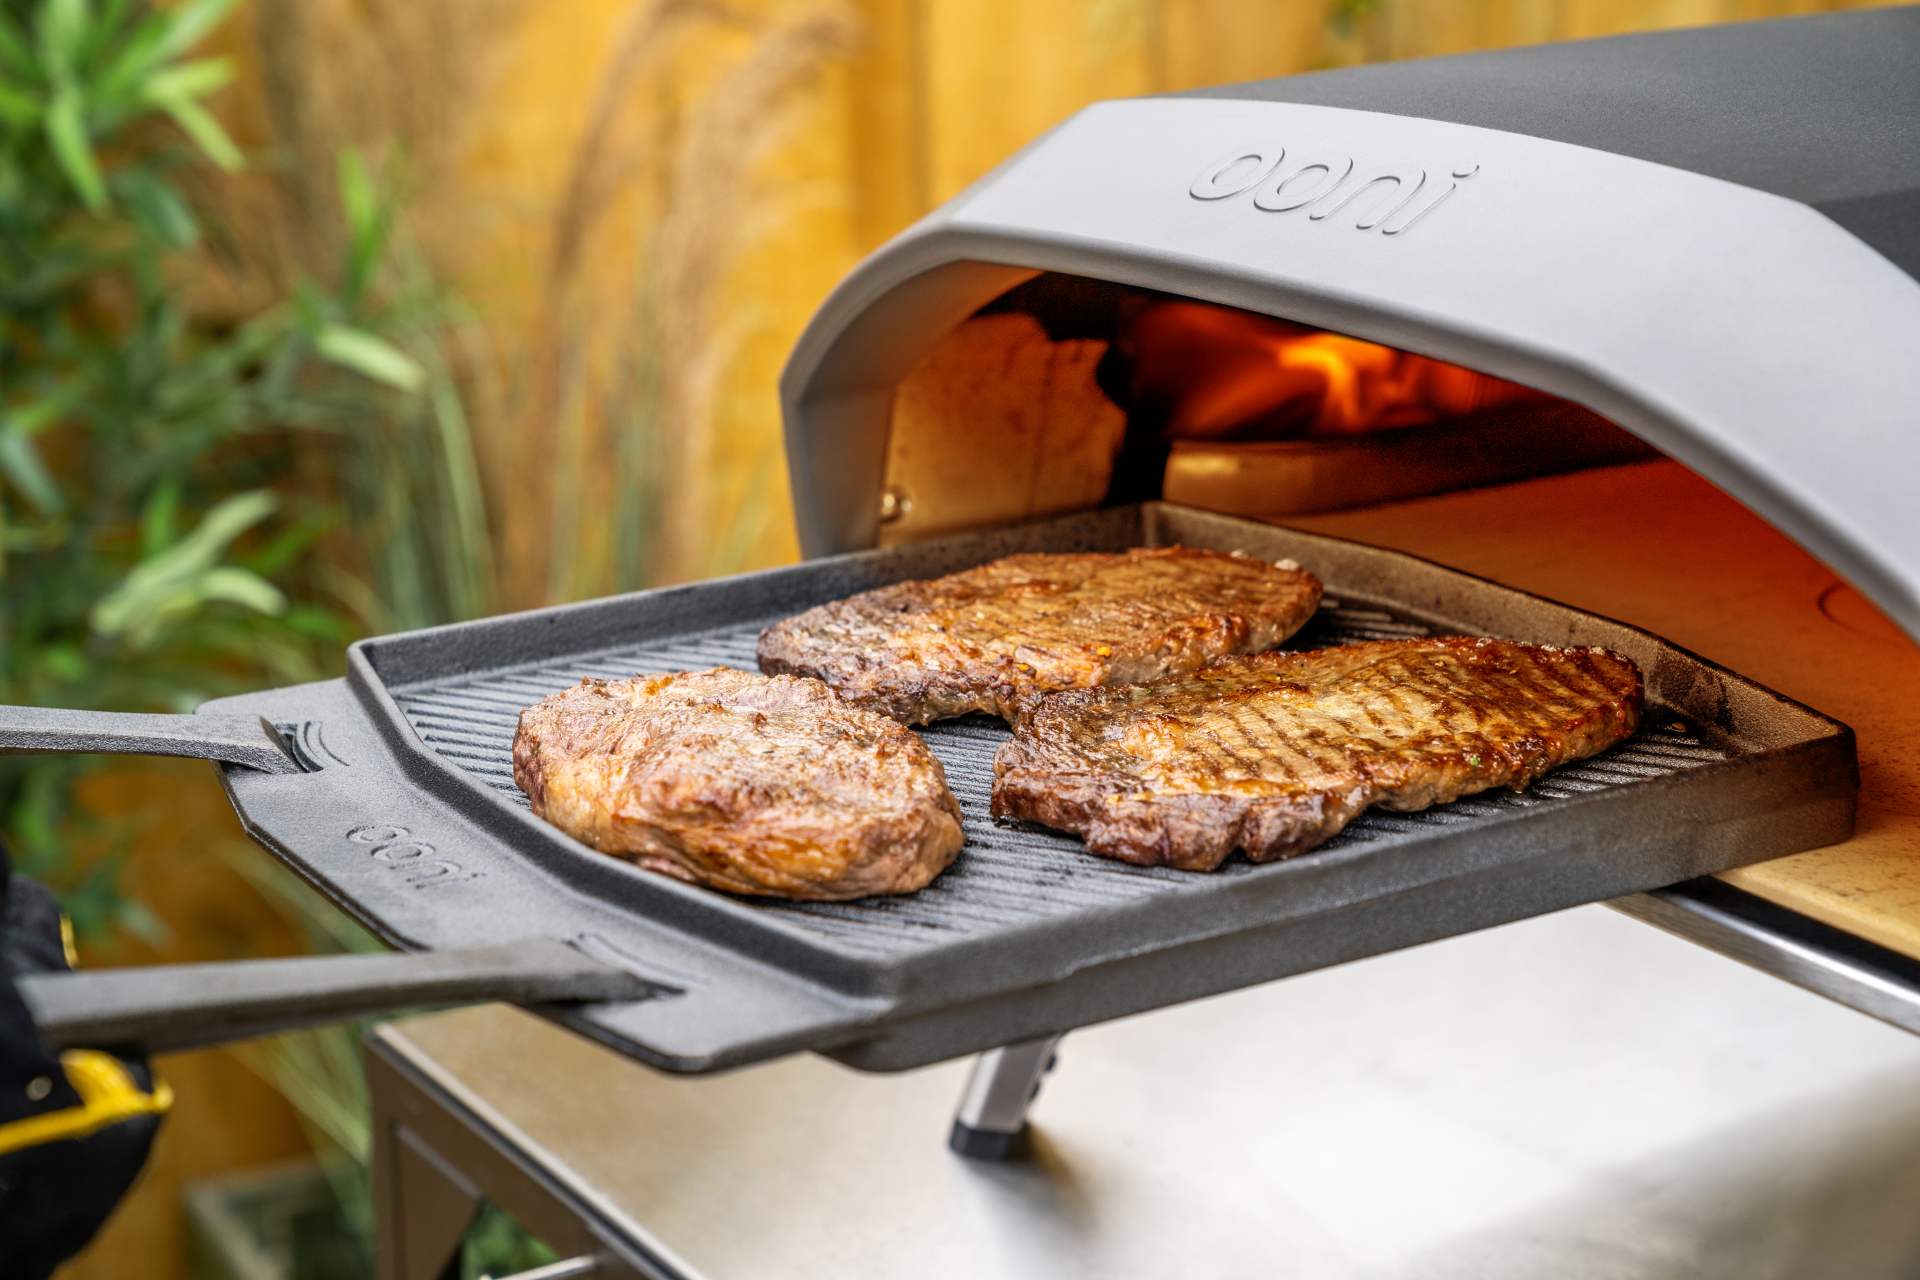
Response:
[949, 1119, 1028, 1161]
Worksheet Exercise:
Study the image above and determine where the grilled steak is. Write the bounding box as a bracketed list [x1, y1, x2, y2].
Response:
[513, 668, 964, 900]
[757, 547, 1323, 724]
[992, 637, 1642, 870]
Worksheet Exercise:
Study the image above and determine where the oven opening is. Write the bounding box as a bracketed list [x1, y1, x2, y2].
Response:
[877, 271, 1654, 543]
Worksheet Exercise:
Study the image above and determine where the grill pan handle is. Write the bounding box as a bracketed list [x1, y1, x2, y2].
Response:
[16, 939, 657, 1055]
[0, 705, 300, 774]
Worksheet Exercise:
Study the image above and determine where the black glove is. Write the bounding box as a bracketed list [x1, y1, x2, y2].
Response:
[0, 845, 168, 1280]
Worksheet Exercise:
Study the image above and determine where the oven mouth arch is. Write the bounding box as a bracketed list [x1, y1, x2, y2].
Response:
[786, 235, 1916, 640]
[781, 98, 1920, 644]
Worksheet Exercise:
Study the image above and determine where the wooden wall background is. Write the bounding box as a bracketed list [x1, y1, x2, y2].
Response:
[69, 2, 1902, 1277]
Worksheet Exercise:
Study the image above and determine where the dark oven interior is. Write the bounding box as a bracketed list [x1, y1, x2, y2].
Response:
[876, 271, 1656, 546]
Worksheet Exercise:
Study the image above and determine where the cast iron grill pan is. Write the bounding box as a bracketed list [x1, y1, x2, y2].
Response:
[393, 601, 1729, 959]
[1, 505, 1858, 1071]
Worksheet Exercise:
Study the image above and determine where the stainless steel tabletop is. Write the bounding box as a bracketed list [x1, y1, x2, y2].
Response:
[376, 904, 1920, 1279]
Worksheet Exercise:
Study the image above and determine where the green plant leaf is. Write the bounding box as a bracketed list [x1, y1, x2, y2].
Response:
[0, 80, 40, 127]
[91, 490, 281, 641]
[94, 0, 135, 40]
[7, 379, 83, 435]
[335, 147, 389, 303]
[0, 12, 38, 80]
[139, 478, 181, 553]
[195, 564, 287, 614]
[90, 8, 167, 106]
[8, 766, 68, 861]
[44, 83, 106, 210]
[315, 324, 423, 392]
[117, 167, 195, 247]
[336, 146, 376, 239]
[117, 167, 198, 246]
[238, 507, 332, 577]
[153, 89, 239, 169]
[77, 0, 134, 68]
[279, 603, 353, 644]
[165, 489, 279, 563]
[0, 427, 64, 513]
[150, 0, 236, 62]
[35, 0, 90, 80]
[32, 643, 91, 685]
[141, 54, 231, 101]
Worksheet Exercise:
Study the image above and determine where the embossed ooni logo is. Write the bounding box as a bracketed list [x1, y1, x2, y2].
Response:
[1189, 145, 1478, 237]
[347, 823, 471, 887]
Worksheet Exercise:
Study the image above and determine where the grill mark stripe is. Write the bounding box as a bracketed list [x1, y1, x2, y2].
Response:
[1522, 646, 1610, 716]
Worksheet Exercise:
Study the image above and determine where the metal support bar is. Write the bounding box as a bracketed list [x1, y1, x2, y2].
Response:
[1611, 878, 1920, 1038]
[948, 1033, 1062, 1160]
[489, 1258, 602, 1280]
[374, 1119, 484, 1280]
[367, 1030, 658, 1280]
[0, 704, 301, 773]
[20, 939, 658, 1054]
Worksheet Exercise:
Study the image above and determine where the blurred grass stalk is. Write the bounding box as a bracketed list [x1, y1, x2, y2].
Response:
[536, 0, 858, 602]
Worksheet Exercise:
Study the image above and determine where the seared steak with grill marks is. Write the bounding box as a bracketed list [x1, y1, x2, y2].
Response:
[513, 668, 963, 900]
[757, 548, 1323, 724]
[992, 637, 1642, 870]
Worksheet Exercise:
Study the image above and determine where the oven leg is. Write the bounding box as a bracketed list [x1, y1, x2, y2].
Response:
[948, 1033, 1063, 1160]
[371, 1063, 483, 1280]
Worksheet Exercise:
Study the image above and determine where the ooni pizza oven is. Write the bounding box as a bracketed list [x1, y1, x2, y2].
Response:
[4, 10, 1911, 1161]
[783, 8, 1920, 641]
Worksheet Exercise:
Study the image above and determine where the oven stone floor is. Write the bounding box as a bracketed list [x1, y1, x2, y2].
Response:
[385, 901, 1920, 1279]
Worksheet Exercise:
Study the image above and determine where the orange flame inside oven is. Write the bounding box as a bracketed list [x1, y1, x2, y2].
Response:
[1127, 300, 1545, 438]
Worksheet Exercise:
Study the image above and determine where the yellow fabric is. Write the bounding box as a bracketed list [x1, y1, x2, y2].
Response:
[0, 1049, 172, 1157]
